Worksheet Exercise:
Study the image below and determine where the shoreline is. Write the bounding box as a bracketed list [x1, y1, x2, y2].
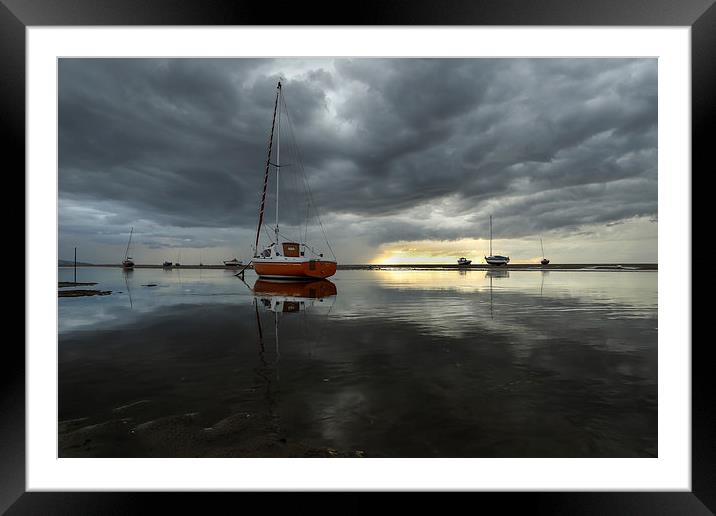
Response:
[59, 263, 658, 271]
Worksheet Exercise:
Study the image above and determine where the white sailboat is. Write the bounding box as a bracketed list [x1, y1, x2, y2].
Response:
[223, 258, 243, 267]
[122, 227, 135, 269]
[540, 237, 550, 265]
[484, 215, 510, 266]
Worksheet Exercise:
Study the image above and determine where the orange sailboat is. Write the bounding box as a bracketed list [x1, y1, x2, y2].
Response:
[251, 81, 337, 279]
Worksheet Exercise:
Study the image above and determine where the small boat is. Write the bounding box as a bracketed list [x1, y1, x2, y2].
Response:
[251, 81, 337, 279]
[122, 227, 135, 269]
[223, 258, 243, 267]
[163, 261, 173, 268]
[457, 257, 472, 266]
[484, 215, 510, 266]
[539, 237, 549, 265]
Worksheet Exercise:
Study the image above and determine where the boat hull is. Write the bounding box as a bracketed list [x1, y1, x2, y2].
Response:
[253, 259, 337, 279]
[485, 256, 510, 266]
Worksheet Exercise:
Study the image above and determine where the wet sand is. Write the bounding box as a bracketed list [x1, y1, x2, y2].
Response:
[59, 289, 112, 297]
[59, 411, 366, 458]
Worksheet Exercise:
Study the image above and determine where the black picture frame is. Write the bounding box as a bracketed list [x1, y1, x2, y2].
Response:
[6, 0, 709, 513]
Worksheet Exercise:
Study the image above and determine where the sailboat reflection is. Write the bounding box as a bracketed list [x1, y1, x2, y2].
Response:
[252, 279, 337, 396]
[485, 269, 509, 319]
[253, 278, 338, 370]
[122, 268, 134, 309]
[254, 279, 338, 313]
[485, 268, 510, 280]
[540, 270, 548, 297]
[248, 279, 337, 452]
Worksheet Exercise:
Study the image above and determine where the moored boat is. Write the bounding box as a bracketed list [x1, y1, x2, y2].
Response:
[250, 81, 337, 279]
[484, 215, 510, 266]
[457, 257, 472, 266]
[539, 237, 550, 265]
[223, 258, 243, 267]
[122, 227, 135, 269]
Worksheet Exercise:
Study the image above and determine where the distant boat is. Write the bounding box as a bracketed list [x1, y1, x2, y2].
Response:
[251, 81, 337, 280]
[484, 215, 510, 266]
[539, 237, 550, 265]
[122, 227, 135, 269]
[223, 258, 243, 267]
[457, 257, 472, 266]
[163, 261, 173, 268]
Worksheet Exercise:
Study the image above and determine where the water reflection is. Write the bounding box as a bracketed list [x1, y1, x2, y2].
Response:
[252, 278, 338, 375]
[540, 270, 548, 297]
[123, 269, 133, 309]
[486, 269, 509, 320]
[58, 268, 656, 458]
[254, 279, 338, 314]
[485, 268, 510, 279]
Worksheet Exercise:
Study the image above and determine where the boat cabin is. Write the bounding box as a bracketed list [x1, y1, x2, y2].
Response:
[259, 242, 307, 258]
[282, 242, 300, 257]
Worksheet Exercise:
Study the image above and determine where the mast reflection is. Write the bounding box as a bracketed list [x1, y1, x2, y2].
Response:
[252, 278, 338, 372]
[251, 278, 338, 436]
[485, 269, 509, 319]
[122, 268, 133, 309]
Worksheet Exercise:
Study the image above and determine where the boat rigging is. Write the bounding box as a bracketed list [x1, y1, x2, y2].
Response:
[251, 81, 337, 279]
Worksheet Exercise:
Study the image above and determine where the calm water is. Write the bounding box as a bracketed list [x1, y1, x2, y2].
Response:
[58, 267, 657, 457]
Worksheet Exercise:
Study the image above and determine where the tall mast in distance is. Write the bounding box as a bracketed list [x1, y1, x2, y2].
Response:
[489, 215, 493, 256]
[125, 226, 133, 260]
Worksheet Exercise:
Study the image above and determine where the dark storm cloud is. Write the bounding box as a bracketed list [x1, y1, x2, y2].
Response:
[59, 58, 657, 250]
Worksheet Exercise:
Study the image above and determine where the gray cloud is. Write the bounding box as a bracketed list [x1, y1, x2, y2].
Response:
[58, 58, 657, 262]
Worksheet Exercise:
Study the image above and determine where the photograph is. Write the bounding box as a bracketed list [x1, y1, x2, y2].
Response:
[57, 57, 659, 459]
[4, 0, 709, 508]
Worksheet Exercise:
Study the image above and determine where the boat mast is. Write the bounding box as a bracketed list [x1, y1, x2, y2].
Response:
[540, 237, 545, 258]
[489, 216, 493, 256]
[254, 81, 281, 255]
[124, 226, 133, 260]
[275, 83, 281, 245]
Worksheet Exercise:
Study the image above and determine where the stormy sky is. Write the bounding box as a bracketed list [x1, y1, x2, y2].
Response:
[58, 58, 657, 264]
